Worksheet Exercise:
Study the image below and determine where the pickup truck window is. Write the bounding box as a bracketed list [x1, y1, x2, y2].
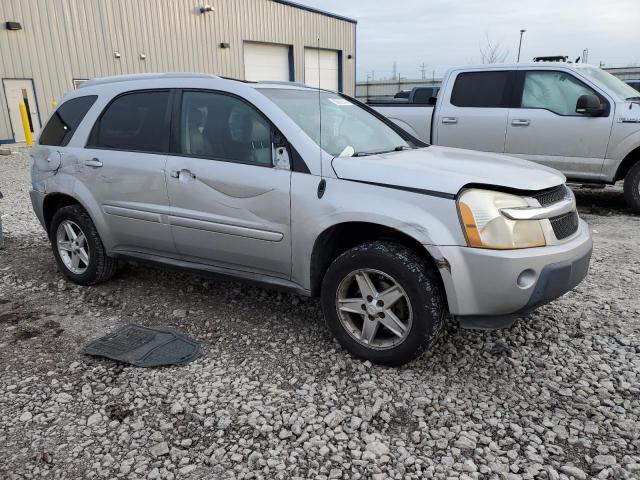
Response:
[450, 71, 511, 108]
[578, 66, 640, 101]
[521, 71, 597, 116]
[259, 88, 411, 157]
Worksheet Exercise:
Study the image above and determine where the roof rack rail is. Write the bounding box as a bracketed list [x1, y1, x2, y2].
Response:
[533, 56, 569, 62]
[257, 80, 309, 88]
[78, 72, 219, 88]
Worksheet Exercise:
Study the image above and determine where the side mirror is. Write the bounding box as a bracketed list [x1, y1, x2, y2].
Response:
[428, 96, 437, 106]
[576, 94, 605, 116]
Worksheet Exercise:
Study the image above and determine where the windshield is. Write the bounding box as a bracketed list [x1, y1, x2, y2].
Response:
[578, 66, 640, 100]
[259, 88, 415, 157]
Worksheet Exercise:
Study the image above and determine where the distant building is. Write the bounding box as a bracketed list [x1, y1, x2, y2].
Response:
[0, 0, 356, 143]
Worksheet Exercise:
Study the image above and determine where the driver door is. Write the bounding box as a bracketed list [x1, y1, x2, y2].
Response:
[504, 70, 612, 179]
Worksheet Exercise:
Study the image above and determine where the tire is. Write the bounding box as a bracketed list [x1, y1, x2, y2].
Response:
[624, 161, 640, 213]
[320, 241, 445, 366]
[49, 204, 117, 285]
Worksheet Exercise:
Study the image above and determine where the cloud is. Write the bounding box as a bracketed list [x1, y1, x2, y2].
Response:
[301, 0, 640, 79]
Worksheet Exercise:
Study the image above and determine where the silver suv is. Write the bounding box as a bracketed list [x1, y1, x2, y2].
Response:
[30, 73, 593, 365]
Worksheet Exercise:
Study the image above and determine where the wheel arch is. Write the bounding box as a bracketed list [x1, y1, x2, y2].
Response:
[309, 221, 444, 298]
[43, 193, 84, 238]
[615, 145, 640, 182]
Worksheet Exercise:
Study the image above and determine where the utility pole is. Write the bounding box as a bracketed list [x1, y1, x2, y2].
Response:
[392, 61, 398, 80]
[517, 29, 526, 62]
[582, 48, 589, 64]
[419, 62, 427, 80]
[432, 70, 435, 84]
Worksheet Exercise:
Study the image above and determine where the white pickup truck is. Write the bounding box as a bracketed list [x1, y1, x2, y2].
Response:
[370, 63, 640, 211]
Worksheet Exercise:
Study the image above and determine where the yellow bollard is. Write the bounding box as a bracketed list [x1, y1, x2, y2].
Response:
[19, 102, 33, 146]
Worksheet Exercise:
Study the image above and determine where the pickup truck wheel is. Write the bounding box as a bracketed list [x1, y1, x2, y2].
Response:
[624, 161, 640, 213]
[50, 205, 117, 286]
[321, 242, 445, 366]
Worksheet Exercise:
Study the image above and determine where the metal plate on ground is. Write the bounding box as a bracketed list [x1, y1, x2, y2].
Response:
[83, 324, 200, 367]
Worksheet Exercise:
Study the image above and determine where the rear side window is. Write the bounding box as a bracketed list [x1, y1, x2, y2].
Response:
[90, 91, 170, 153]
[450, 71, 511, 108]
[39, 95, 97, 146]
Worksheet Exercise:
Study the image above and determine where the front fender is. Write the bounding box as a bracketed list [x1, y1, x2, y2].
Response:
[290, 175, 463, 290]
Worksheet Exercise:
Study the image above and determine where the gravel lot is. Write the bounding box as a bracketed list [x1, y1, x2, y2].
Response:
[1, 149, 639, 480]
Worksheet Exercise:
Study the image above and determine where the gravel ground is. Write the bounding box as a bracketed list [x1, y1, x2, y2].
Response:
[0, 150, 639, 480]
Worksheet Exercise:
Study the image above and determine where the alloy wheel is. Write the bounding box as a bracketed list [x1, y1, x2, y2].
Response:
[56, 220, 90, 275]
[335, 268, 413, 350]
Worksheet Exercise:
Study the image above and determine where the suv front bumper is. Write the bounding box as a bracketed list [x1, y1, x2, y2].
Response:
[427, 219, 593, 328]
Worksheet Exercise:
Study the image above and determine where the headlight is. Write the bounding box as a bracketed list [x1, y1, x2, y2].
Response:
[457, 189, 546, 249]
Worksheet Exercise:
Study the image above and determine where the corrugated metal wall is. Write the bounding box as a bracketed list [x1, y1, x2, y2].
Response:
[0, 0, 356, 141]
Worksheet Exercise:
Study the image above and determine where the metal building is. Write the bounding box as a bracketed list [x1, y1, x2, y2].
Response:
[0, 0, 357, 143]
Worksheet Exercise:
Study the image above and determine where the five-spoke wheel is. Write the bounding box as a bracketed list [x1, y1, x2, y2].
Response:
[321, 241, 445, 366]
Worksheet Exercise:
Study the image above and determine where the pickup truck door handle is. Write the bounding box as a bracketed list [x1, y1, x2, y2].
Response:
[511, 119, 531, 126]
[84, 158, 103, 168]
[442, 117, 458, 125]
[170, 169, 197, 180]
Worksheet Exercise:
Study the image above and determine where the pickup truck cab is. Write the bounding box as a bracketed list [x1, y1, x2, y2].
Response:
[30, 73, 592, 365]
[371, 63, 640, 211]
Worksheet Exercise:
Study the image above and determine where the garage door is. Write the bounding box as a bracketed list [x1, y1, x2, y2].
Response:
[244, 42, 291, 82]
[304, 48, 339, 91]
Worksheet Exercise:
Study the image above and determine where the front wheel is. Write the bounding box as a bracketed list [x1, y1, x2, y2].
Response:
[624, 161, 640, 213]
[320, 242, 445, 366]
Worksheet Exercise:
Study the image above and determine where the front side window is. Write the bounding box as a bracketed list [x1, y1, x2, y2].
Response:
[520, 71, 599, 116]
[179, 91, 272, 166]
[92, 91, 170, 152]
[259, 88, 414, 157]
[450, 71, 512, 108]
[40, 95, 97, 146]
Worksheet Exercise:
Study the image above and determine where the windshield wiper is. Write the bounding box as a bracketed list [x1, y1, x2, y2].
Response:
[352, 146, 411, 157]
[626, 96, 640, 101]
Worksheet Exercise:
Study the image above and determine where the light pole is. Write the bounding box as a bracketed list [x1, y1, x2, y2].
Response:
[517, 29, 526, 62]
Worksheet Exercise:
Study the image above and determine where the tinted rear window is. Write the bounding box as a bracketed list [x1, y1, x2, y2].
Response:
[39, 95, 97, 146]
[91, 91, 170, 153]
[450, 71, 511, 108]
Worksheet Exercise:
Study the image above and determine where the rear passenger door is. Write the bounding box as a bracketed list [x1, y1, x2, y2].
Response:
[165, 90, 292, 278]
[435, 70, 514, 152]
[81, 90, 177, 255]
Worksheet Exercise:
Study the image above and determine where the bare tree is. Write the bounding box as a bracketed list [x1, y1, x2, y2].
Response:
[479, 33, 509, 64]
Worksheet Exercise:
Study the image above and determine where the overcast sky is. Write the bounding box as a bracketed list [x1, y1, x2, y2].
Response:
[301, 0, 640, 81]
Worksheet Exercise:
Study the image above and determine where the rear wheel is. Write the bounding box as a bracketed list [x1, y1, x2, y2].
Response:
[321, 242, 445, 366]
[50, 205, 117, 285]
[624, 161, 640, 213]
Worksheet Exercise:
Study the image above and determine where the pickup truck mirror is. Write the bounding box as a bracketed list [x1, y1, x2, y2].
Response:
[576, 94, 605, 116]
[428, 96, 437, 106]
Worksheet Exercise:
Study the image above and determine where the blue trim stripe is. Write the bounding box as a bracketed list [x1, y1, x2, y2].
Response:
[271, 0, 357, 24]
[0, 137, 16, 144]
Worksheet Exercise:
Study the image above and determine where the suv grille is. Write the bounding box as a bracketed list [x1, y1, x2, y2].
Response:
[550, 211, 579, 240]
[532, 185, 568, 206]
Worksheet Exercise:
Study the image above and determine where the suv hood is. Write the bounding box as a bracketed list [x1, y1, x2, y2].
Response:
[332, 146, 565, 195]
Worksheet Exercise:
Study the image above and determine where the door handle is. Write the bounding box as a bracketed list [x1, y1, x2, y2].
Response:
[84, 158, 103, 168]
[442, 117, 458, 125]
[170, 169, 196, 180]
[511, 119, 531, 126]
